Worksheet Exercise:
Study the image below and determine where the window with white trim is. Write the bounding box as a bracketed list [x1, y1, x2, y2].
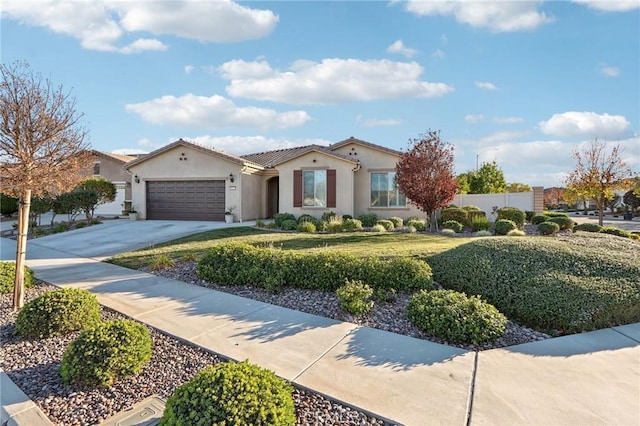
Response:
[370, 172, 406, 207]
[303, 170, 327, 207]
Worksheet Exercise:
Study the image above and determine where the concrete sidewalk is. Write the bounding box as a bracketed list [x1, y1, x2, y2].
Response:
[1, 236, 639, 425]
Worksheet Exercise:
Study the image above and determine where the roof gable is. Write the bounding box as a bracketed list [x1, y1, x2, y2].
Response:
[92, 150, 136, 164]
[242, 144, 356, 167]
[330, 136, 402, 157]
[125, 139, 264, 170]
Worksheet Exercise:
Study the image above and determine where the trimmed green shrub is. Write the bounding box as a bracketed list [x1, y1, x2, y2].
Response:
[358, 213, 378, 227]
[0, 193, 19, 216]
[440, 229, 457, 237]
[60, 320, 152, 387]
[52, 222, 69, 233]
[274, 213, 296, 228]
[0, 262, 35, 294]
[473, 230, 493, 237]
[402, 225, 417, 234]
[497, 207, 525, 229]
[321, 211, 338, 222]
[548, 216, 575, 231]
[574, 223, 603, 233]
[161, 361, 295, 426]
[543, 211, 569, 218]
[537, 221, 560, 235]
[407, 290, 507, 344]
[406, 218, 426, 232]
[427, 234, 640, 334]
[388, 216, 403, 228]
[531, 214, 549, 225]
[16, 288, 101, 339]
[342, 218, 363, 231]
[507, 229, 526, 237]
[326, 220, 343, 233]
[461, 205, 482, 211]
[441, 220, 463, 233]
[280, 219, 298, 231]
[376, 220, 394, 231]
[296, 221, 316, 233]
[441, 208, 469, 227]
[315, 221, 328, 232]
[336, 280, 374, 315]
[600, 226, 632, 239]
[197, 243, 433, 292]
[525, 211, 536, 223]
[470, 216, 490, 232]
[466, 210, 487, 223]
[370, 224, 386, 232]
[342, 214, 353, 220]
[494, 219, 517, 235]
[297, 214, 316, 223]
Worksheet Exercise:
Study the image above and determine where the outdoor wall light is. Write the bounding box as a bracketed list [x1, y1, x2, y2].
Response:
[134, 175, 140, 184]
[229, 173, 235, 183]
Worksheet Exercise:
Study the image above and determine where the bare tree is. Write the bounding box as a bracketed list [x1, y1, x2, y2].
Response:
[565, 139, 633, 226]
[0, 61, 91, 309]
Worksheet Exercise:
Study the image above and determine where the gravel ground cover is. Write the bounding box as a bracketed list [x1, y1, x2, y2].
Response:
[1, 284, 389, 426]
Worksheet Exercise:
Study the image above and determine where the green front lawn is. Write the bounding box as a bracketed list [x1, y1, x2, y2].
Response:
[107, 227, 472, 269]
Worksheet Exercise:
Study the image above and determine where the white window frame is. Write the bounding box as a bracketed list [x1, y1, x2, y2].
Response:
[370, 172, 406, 207]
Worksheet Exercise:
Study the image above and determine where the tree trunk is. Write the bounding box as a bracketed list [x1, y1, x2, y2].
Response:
[429, 210, 438, 232]
[597, 196, 605, 226]
[13, 189, 31, 310]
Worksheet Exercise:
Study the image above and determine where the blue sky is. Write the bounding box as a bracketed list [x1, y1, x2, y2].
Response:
[3, 0, 639, 188]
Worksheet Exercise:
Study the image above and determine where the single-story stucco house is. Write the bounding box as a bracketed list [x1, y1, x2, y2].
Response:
[124, 137, 544, 222]
[124, 137, 430, 221]
[86, 150, 136, 215]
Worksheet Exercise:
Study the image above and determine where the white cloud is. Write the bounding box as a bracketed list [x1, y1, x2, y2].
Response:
[598, 64, 620, 77]
[125, 94, 310, 130]
[184, 65, 194, 75]
[432, 49, 446, 59]
[493, 116, 525, 124]
[404, 1, 554, 32]
[572, 0, 640, 12]
[464, 114, 484, 124]
[387, 40, 417, 58]
[111, 148, 148, 155]
[187, 135, 332, 156]
[480, 130, 530, 144]
[475, 81, 498, 90]
[222, 58, 454, 105]
[539, 111, 630, 137]
[356, 115, 403, 127]
[2, 0, 277, 53]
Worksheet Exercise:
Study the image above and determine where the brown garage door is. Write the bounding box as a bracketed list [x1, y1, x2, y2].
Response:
[146, 180, 225, 221]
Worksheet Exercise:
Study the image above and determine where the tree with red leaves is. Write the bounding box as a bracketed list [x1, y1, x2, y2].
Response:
[395, 130, 458, 231]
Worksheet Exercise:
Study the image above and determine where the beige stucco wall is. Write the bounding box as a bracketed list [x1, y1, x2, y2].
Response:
[331, 143, 424, 220]
[276, 151, 355, 218]
[239, 172, 263, 221]
[127, 145, 244, 220]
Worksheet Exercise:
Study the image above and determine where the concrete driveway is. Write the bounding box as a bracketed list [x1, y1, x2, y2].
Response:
[1, 218, 254, 261]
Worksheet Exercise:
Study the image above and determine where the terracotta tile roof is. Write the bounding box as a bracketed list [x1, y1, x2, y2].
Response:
[330, 136, 403, 156]
[92, 151, 136, 163]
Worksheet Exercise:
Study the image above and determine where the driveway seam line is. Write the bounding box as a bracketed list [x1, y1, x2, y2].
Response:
[465, 351, 479, 426]
[610, 326, 640, 344]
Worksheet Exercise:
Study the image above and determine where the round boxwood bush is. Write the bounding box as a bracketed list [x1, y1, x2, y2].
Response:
[0, 261, 35, 294]
[358, 213, 378, 228]
[336, 279, 374, 315]
[407, 289, 507, 344]
[548, 216, 575, 231]
[296, 221, 316, 233]
[376, 219, 394, 231]
[494, 219, 517, 235]
[461, 205, 482, 212]
[470, 215, 490, 232]
[406, 218, 426, 232]
[161, 361, 295, 426]
[441, 208, 469, 227]
[531, 214, 549, 225]
[342, 218, 363, 231]
[280, 219, 298, 231]
[574, 223, 603, 233]
[60, 319, 152, 387]
[537, 221, 560, 236]
[16, 288, 101, 339]
[297, 214, 316, 224]
[388, 216, 403, 228]
[441, 220, 463, 233]
[497, 207, 525, 229]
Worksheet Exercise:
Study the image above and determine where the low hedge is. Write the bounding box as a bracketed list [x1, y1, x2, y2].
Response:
[574, 223, 602, 233]
[16, 288, 101, 339]
[543, 211, 569, 218]
[197, 243, 433, 292]
[531, 214, 549, 225]
[427, 234, 640, 334]
[548, 216, 575, 230]
[407, 289, 507, 344]
[0, 262, 35, 294]
[537, 221, 560, 235]
[599, 226, 632, 239]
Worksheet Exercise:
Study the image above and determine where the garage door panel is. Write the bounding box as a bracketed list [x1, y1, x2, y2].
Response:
[146, 180, 225, 221]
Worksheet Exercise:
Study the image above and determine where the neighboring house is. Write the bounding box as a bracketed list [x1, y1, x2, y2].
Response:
[125, 137, 426, 221]
[86, 151, 136, 215]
